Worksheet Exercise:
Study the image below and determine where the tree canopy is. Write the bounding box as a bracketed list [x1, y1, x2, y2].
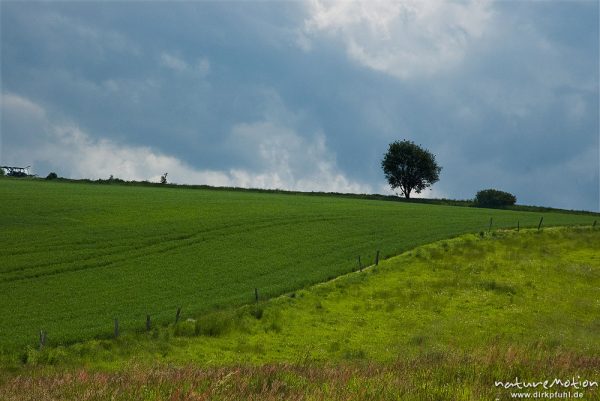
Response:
[381, 140, 441, 199]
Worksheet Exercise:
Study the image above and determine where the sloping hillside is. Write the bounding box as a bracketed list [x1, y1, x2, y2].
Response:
[0, 179, 596, 352]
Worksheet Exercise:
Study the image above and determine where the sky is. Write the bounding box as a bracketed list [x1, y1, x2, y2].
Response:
[1, 0, 598, 211]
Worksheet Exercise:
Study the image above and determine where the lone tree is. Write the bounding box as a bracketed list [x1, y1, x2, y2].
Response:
[381, 140, 441, 199]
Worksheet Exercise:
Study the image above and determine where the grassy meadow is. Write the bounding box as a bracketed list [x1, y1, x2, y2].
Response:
[0, 178, 597, 356]
[0, 227, 598, 400]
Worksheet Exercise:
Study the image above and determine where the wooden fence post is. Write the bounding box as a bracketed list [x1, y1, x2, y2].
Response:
[39, 330, 46, 350]
[114, 319, 119, 338]
[537, 217, 544, 231]
[255, 288, 259, 303]
[593, 220, 597, 228]
[488, 217, 493, 232]
[375, 250, 380, 266]
[146, 315, 151, 331]
[175, 307, 181, 324]
[517, 221, 519, 232]
[358, 256, 362, 272]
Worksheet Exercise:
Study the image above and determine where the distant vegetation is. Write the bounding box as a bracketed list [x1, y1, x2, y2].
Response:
[0, 166, 31, 178]
[0, 179, 597, 356]
[475, 188, 517, 208]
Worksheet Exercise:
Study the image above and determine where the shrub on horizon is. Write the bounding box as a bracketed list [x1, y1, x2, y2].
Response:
[474, 189, 516, 208]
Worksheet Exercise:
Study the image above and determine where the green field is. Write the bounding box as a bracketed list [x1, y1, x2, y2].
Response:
[1, 227, 599, 400]
[0, 178, 597, 354]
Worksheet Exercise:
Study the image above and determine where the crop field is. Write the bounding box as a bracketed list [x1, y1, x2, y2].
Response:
[1, 227, 599, 400]
[0, 179, 597, 355]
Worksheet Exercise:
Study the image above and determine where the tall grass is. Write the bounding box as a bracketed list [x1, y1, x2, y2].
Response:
[1, 348, 598, 400]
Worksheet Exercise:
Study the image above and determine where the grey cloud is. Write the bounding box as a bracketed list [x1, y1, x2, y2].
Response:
[2, 92, 369, 193]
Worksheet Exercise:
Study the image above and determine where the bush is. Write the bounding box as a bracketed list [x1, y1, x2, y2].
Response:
[173, 319, 197, 337]
[474, 189, 516, 208]
[46, 172, 58, 180]
[196, 311, 235, 337]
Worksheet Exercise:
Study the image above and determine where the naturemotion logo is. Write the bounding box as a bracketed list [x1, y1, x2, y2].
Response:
[494, 377, 597, 400]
